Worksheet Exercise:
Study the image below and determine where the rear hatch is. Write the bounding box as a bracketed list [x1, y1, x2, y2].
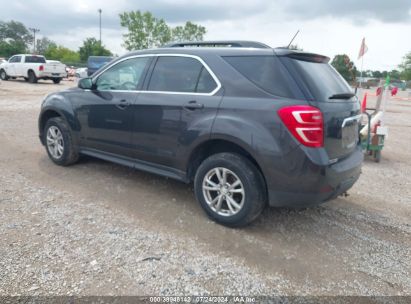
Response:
[279, 52, 361, 160]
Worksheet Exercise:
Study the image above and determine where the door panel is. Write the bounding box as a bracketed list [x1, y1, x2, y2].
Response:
[73, 56, 151, 157]
[76, 90, 136, 156]
[131, 93, 222, 169]
[130, 55, 222, 170]
[5, 56, 19, 76]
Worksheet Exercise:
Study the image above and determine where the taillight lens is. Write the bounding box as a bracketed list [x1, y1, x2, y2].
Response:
[39, 65, 44, 71]
[277, 105, 324, 148]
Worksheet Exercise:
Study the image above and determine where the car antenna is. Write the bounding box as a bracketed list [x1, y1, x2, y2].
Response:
[287, 30, 300, 49]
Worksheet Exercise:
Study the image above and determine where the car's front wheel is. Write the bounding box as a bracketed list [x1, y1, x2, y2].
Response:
[0, 69, 9, 80]
[194, 153, 266, 227]
[43, 117, 79, 166]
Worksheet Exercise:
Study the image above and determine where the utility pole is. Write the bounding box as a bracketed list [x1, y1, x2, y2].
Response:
[98, 9, 102, 45]
[29, 28, 40, 53]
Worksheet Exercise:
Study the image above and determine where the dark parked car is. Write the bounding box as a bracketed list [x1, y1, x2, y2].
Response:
[38, 41, 363, 227]
[87, 56, 113, 76]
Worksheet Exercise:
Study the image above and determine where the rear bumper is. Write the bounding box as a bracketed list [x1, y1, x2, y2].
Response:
[38, 72, 66, 79]
[266, 146, 363, 207]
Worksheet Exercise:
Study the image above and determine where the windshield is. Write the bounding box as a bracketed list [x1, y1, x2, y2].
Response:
[283, 57, 354, 102]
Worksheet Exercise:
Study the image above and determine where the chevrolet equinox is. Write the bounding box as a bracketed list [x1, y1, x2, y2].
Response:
[38, 41, 363, 227]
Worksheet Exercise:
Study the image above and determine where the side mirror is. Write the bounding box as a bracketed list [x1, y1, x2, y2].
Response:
[78, 77, 93, 90]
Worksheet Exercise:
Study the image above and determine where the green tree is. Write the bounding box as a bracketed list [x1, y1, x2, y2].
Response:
[0, 40, 26, 58]
[0, 20, 32, 57]
[171, 21, 206, 42]
[78, 37, 112, 62]
[399, 51, 411, 81]
[44, 45, 80, 63]
[119, 11, 207, 50]
[390, 69, 401, 80]
[0, 20, 32, 45]
[36, 37, 56, 55]
[331, 54, 357, 83]
[120, 11, 171, 50]
[372, 70, 382, 78]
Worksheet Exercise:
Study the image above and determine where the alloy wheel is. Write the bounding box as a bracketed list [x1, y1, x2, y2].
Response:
[202, 167, 245, 217]
[46, 126, 64, 159]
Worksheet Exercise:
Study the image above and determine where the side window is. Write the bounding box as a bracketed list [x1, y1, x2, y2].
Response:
[10, 56, 21, 63]
[148, 56, 217, 93]
[196, 67, 217, 93]
[95, 57, 150, 91]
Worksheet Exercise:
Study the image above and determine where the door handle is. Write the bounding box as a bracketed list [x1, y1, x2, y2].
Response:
[183, 100, 204, 110]
[116, 99, 130, 110]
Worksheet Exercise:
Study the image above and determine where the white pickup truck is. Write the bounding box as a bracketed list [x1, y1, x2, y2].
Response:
[0, 54, 67, 84]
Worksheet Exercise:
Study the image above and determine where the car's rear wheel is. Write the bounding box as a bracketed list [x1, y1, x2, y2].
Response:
[0, 69, 9, 80]
[194, 153, 266, 227]
[52, 78, 61, 84]
[28, 70, 38, 83]
[43, 117, 79, 166]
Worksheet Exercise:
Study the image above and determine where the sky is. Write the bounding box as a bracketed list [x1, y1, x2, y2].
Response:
[1, 0, 410, 71]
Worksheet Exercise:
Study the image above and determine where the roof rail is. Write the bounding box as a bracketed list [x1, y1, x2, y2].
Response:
[163, 40, 271, 49]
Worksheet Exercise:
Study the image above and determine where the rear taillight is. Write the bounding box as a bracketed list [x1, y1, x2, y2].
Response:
[277, 105, 324, 148]
[39, 65, 44, 71]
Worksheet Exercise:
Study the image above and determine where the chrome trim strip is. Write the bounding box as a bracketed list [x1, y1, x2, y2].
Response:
[341, 114, 362, 128]
[90, 53, 222, 96]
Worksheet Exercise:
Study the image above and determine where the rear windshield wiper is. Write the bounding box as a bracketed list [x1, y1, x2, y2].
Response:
[329, 93, 355, 100]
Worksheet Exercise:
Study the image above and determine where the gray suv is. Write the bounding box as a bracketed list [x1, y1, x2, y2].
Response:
[38, 41, 363, 227]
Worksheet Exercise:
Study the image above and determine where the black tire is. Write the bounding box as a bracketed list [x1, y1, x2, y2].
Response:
[52, 78, 61, 84]
[0, 69, 9, 80]
[28, 70, 38, 83]
[194, 153, 266, 227]
[43, 117, 79, 166]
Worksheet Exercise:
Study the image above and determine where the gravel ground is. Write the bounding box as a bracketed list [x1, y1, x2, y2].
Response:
[0, 79, 410, 296]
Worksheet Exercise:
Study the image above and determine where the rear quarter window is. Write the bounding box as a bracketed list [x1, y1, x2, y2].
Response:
[223, 55, 296, 98]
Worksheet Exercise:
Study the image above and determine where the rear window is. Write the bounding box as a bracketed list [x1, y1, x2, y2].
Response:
[284, 58, 353, 101]
[223, 56, 295, 98]
[25, 56, 46, 63]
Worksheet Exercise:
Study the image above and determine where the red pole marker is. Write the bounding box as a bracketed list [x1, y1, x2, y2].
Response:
[361, 93, 367, 113]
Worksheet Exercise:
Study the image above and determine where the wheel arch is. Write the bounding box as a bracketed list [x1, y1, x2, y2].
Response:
[186, 138, 267, 193]
[38, 108, 72, 145]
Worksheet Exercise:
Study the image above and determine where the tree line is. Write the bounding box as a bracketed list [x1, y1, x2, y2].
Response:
[0, 11, 206, 66]
[0, 21, 112, 65]
[1, 13, 410, 82]
[330, 54, 411, 83]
